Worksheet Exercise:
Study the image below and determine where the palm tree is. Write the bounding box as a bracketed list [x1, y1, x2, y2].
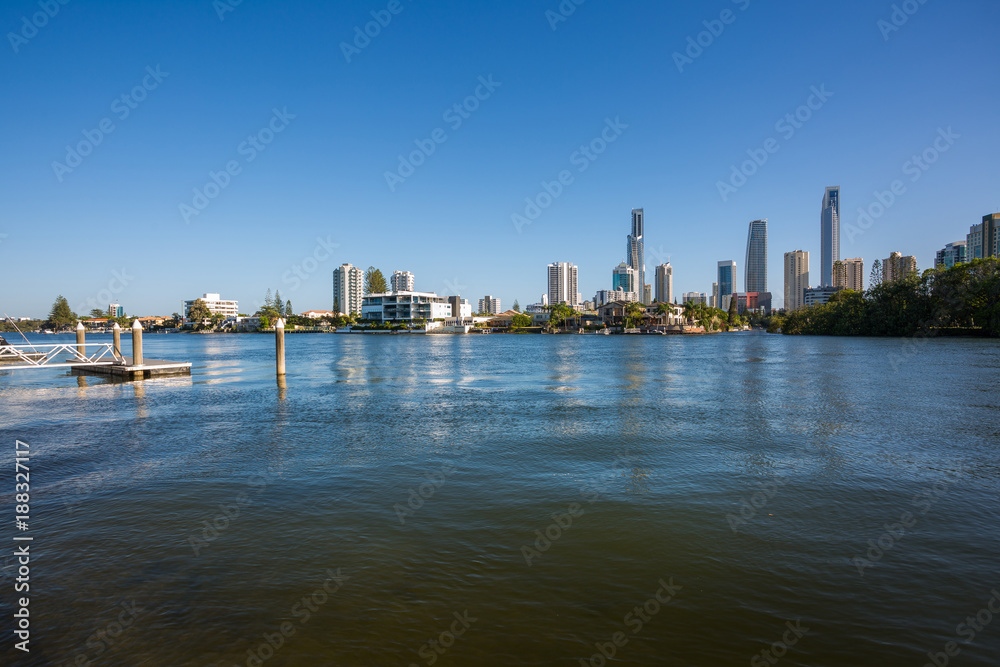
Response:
[655, 302, 671, 326]
[624, 302, 643, 329]
[682, 301, 696, 324]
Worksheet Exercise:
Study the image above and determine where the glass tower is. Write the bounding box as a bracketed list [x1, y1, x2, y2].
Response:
[821, 187, 840, 287]
[627, 209, 645, 303]
[745, 219, 768, 293]
[718, 260, 736, 301]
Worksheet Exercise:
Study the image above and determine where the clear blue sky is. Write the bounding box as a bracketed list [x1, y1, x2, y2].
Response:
[2, 0, 998, 316]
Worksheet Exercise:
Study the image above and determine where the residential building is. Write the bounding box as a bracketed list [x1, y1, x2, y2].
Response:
[821, 186, 841, 286]
[733, 292, 773, 315]
[612, 262, 637, 297]
[643, 284, 652, 305]
[718, 260, 736, 305]
[478, 296, 501, 315]
[966, 214, 999, 260]
[448, 296, 473, 319]
[711, 283, 718, 309]
[745, 219, 768, 293]
[333, 263, 364, 316]
[935, 241, 967, 269]
[833, 257, 864, 292]
[183, 293, 239, 319]
[783, 250, 810, 312]
[804, 286, 843, 307]
[682, 292, 708, 305]
[390, 270, 415, 292]
[547, 262, 580, 308]
[361, 291, 452, 323]
[654, 263, 673, 305]
[302, 310, 337, 319]
[594, 289, 636, 308]
[883, 252, 918, 283]
[108, 303, 124, 318]
[627, 208, 645, 302]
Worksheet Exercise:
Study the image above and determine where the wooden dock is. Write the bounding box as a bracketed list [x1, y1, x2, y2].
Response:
[71, 356, 192, 380]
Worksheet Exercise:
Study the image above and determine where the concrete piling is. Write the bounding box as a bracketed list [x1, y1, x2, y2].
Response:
[132, 320, 144, 366]
[275, 318, 286, 377]
[112, 322, 122, 359]
[76, 321, 86, 358]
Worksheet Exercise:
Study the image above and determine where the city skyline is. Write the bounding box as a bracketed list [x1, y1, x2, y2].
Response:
[3, 1, 999, 317]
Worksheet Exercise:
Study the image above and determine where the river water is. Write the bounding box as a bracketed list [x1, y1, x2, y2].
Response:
[1, 332, 998, 666]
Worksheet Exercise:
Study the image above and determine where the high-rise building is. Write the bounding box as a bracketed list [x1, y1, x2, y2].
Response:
[967, 213, 999, 260]
[718, 260, 736, 302]
[745, 219, 768, 293]
[547, 262, 580, 308]
[833, 258, 864, 292]
[333, 263, 364, 316]
[654, 264, 673, 304]
[783, 250, 809, 312]
[478, 296, 501, 315]
[821, 186, 841, 287]
[935, 241, 967, 269]
[883, 252, 917, 283]
[108, 303, 124, 318]
[711, 283, 718, 309]
[627, 209, 645, 302]
[643, 284, 652, 305]
[612, 262, 637, 298]
[682, 292, 707, 305]
[390, 270, 415, 292]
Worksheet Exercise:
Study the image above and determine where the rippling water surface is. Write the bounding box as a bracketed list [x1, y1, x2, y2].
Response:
[1, 332, 998, 666]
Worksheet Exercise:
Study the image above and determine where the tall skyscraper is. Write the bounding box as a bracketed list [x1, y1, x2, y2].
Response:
[783, 250, 809, 311]
[627, 209, 645, 303]
[821, 186, 841, 287]
[935, 241, 967, 269]
[745, 219, 768, 293]
[612, 262, 637, 297]
[711, 282, 718, 309]
[390, 270, 415, 292]
[967, 213, 999, 260]
[883, 252, 917, 283]
[718, 260, 736, 301]
[654, 264, 673, 304]
[547, 262, 580, 308]
[833, 258, 864, 292]
[333, 263, 364, 316]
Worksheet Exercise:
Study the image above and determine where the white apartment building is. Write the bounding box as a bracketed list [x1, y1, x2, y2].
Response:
[391, 270, 415, 292]
[333, 263, 364, 316]
[183, 293, 239, 319]
[478, 296, 501, 315]
[547, 262, 581, 308]
[361, 291, 452, 323]
[594, 289, 637, 308]
[784, 250, 810, 311]
[833, 258, 864, 292]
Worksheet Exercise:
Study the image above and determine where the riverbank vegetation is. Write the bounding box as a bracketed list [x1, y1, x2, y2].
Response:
[770, 258, 1000, 337]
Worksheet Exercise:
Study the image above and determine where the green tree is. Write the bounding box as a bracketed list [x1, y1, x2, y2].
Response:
[88, 308, 106, 319]
[285, 300, 293, 318]
[364, 267, 388, 295]
[264, 289, 274, 312]
[274, 290, 284, 317]
[870, 259, 882, 287]
[548, 303, 575, 330]
[624, 302, 644, 329]
[728, 296, 738, 326]
[513, 300, 521, 312]
[512, 313, 532, 328]
[187, 299, 211, 325]
[47, 295, 76, 329]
